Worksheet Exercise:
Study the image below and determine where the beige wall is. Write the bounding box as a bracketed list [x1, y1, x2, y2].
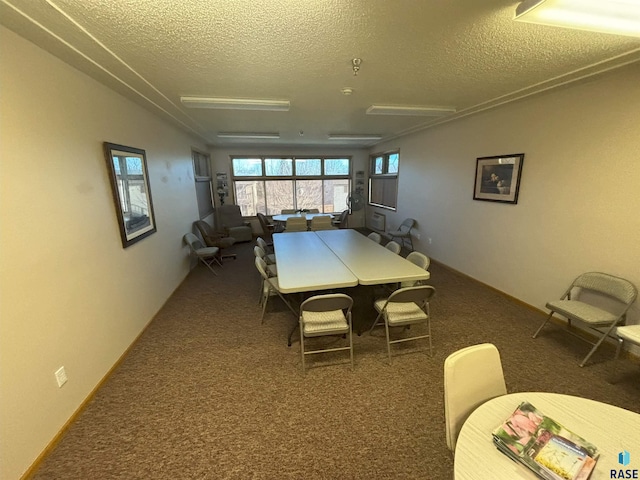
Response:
[371, 62, 640, 330]
[0, 27, 205, 480]
[210, 147, 369, 229]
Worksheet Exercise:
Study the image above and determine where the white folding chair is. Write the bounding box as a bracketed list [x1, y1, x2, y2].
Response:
[384, 240, 401, 254]
[367, 232, 382, 244]
[444, 343, 507, 452]
[285, 217, 308, 232]
[254, 257, 296, 326]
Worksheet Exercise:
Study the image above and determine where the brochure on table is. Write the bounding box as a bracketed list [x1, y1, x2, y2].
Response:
[492, 401, 599, 480]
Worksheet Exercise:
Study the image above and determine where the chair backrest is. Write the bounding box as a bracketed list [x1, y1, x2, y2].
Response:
[194, 220, 220, 246]
[399, 218, 416, 234]
[183, 232, 204, 252]
[256, 237, 270, 251]
[384, 285, 435, 308]
[406, 251, 430, 271]
[254, 245, 266, 260]
[385, 241, 401, 254]
[336, 210, 349, 228]
[286, 217, 307, 232]
[307, 208, 320, 213]
[254, 256, 269, 280]
[572, 272, 637, 306]
[281, 209, 296, 214]
[310, 215, 333, 231]
[367, 232, 382, 243]
[300, 293, 353, 315]
[217, 205, 245, 228]
[256, 212, 273, 237]
[444, 343, 507, 452]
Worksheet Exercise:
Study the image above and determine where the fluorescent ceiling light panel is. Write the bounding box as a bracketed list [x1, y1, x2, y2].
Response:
[514, 0, 640, 37]
[366, 105, 457, 116]
[217, 132, 280, 139]
[180, 97, 290, 111]
[327, 134, 383, 141]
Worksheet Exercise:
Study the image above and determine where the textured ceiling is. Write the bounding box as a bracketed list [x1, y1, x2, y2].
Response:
[2, 0, 640, 147]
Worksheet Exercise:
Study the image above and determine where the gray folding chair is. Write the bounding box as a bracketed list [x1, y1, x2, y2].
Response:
[533, 272, 638, 367]
[183, 232, 221, 276]
[254, 257, 297, 328]
[401, 251, 431, 287]
[389, 218, 416, 251]
[369, 285, 436, 363]
[299, 294, 354, 374]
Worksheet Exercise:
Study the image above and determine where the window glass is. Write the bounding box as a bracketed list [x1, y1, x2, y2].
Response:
[264, 180, 294, 215]
[296, 180, 323, 211]
[234, 180, 265, 216]
[388, 153, 399, 174]
[374, 156, 384, 174]
[324, 158, 350, 176]
[295, 158, 321, 176]
[232, 158, 262, 176]
[323, 179, 349, 213]
[265, 158, 293, 176]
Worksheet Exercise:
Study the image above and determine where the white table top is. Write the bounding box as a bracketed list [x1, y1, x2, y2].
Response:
[314, 229, 431, 285]
[272, 213, 334, 222]
[454, 392, 640, 480]
[272, 231, 358, 293]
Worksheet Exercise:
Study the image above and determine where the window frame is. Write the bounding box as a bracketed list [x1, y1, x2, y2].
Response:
[230, 156, 352, 215]
[368, 149, 399, 211]
[192, 148, 214, 219]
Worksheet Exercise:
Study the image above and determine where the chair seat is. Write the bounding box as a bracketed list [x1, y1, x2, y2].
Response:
[301, 310, 349, 336]
[617, 325, 640, 344]
[374, 299, 428, 326]
[546, 300, 619, 326]
[196, 246, 220, 256]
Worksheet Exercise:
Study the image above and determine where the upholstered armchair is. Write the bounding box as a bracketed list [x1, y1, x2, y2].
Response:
[216, 205, 253, 242]
[194, 220, 237, 260]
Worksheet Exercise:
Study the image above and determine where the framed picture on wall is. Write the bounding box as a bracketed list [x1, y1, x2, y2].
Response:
[473, 153, 525, 204]
[104, 142, 157, 248]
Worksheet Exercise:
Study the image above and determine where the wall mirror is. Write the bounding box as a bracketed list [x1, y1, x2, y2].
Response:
[104, 142, 157, 248]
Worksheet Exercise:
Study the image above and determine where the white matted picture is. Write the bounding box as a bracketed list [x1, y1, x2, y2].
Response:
[473, 153, 525, 204]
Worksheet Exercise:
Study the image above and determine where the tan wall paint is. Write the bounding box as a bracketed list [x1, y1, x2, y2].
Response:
[371, 62, 640, 331]
[0, 27, 204, 480]
[210, 147, 368, 228]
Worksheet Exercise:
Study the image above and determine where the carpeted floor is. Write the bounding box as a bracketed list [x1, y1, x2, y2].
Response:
[30, 235, 640, 479]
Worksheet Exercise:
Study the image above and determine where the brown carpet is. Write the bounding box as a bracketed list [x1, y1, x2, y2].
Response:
[30, 235, 640, 479]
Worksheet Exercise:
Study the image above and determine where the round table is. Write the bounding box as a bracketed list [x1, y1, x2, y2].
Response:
[454, 392, 640, 479]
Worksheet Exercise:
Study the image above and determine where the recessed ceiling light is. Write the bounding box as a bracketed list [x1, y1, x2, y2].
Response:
[217, 132, 280, 139]
[514, 0, 640, 37]
[366, 105, 456, 116]
[327, 134, 383, 141]
[180, 97, 290, 111]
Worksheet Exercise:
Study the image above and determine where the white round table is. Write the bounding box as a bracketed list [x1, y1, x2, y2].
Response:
[454, 392, 640, 479]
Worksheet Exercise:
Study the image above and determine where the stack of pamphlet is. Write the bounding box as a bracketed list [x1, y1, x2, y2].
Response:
[492, 402, 599, 480]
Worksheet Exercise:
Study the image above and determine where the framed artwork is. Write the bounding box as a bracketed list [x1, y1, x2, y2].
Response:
[104, 142, 157, 248]
[473, 153, 525, 204]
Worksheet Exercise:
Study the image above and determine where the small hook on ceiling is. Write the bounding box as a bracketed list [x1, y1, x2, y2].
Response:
[352, 58, 362, 76]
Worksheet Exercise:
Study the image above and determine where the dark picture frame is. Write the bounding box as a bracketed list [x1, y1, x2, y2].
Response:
[104, 142, 157, 248]
[473, 153, 525, 204]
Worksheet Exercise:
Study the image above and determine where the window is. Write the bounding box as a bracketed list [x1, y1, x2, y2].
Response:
[231, 157, 351, 216]
[369, 150, 399, 210]
[192, 149, 214, 219]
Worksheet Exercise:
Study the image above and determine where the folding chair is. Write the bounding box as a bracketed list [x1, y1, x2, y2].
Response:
[183, 233, 221, 276]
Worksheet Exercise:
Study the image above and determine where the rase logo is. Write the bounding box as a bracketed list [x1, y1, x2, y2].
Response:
[611, 450, 638, 479]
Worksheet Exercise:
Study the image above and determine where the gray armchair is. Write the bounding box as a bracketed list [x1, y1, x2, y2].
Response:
[216, 205, 253, 242]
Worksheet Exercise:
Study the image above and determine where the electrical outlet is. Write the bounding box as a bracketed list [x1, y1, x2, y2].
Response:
[428, 237, 433, 245]
[55, 366, 68, 388]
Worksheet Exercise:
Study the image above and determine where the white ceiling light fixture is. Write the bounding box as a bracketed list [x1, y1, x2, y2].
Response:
[514, 0, 640, 37]
[328, 134, 383, 141]
[180, 97, 290, 111]
[217, 132, 280, 139]
[366, 105, 457, 116]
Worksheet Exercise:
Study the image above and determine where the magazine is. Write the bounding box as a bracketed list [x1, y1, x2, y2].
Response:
[492, 402, 599, 480]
